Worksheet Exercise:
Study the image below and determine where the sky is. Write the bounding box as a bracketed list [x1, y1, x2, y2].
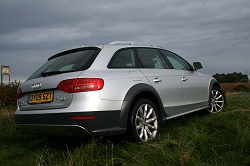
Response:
[0, 0, 250, 83]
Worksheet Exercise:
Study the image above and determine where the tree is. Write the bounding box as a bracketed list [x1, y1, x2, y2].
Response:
[213, 72, 249, 83]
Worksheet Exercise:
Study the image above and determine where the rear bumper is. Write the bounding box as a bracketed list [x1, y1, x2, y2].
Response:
[15, 110, 127, 137]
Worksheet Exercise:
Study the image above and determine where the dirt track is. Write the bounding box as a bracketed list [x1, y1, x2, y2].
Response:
[227, 92, 250, 98]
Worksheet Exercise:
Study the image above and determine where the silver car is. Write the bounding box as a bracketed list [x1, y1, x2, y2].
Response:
[15, 41, 226, 142]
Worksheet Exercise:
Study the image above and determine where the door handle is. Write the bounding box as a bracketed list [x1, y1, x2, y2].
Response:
[182, 77, 188, 82]
[153, 78, 162, 83]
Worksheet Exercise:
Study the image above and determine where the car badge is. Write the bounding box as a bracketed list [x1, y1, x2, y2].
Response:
[31, 83, 42, 90]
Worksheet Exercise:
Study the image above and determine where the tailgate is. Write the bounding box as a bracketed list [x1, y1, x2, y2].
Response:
[17, 72, 82, 110]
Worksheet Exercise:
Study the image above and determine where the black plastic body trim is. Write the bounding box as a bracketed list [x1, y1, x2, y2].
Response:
[15, 110, 126, 136]
[119, 83, 165, 128]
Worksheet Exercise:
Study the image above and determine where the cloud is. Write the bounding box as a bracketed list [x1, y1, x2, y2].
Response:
[0, 0, 250, 82]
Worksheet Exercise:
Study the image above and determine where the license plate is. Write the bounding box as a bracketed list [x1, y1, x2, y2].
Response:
[28, 91, 54, 104]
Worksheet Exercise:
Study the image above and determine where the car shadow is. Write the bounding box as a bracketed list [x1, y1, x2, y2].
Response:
[45, 134, 129, 151]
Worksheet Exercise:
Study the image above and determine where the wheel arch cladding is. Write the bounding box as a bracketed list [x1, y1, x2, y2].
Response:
[118, 83, 165, 128]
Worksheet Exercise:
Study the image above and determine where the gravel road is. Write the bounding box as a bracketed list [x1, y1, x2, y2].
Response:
[227, 92, 250, 98]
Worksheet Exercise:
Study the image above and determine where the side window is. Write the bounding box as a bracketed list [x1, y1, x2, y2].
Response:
[137, 48, 168, 69]
[161, 50, 192, 71]
[108, 49, 136, 68]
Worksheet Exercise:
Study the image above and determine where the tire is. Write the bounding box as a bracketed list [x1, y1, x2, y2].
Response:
[128, 98, 159, 143]
[207, 87, 225, 114]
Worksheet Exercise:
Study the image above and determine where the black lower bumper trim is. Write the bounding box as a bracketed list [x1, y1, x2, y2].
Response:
[15, 110, 126, 137]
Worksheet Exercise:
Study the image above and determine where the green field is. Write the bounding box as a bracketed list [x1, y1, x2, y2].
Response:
[0, 97, 250, 166]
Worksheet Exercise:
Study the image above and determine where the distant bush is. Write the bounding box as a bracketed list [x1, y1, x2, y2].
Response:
[0, 80, 22, 108]
[232, 85, 250, 92]
[213, 72, 249, 83]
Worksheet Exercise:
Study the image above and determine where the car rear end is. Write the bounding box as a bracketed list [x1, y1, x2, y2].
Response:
[15, 46, 125, 137]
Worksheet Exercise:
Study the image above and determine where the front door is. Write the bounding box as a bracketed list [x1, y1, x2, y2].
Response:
[136, 48, 185, 115]
[161, 50, 207, 111]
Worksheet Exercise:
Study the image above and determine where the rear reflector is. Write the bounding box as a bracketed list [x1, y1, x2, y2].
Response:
[70, 116, 96, 120]
[57, 78, 104, 93]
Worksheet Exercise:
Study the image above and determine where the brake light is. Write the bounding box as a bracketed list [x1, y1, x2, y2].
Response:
[57, 78, 104, 93]
[16, 87, 23, 99]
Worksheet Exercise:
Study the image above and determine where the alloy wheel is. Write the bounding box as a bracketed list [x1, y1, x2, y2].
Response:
[208, 89, 225, 113]
[135, 103, 158, 142]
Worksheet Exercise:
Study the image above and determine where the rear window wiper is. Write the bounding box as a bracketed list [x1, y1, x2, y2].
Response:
[41, 70, 75, 77]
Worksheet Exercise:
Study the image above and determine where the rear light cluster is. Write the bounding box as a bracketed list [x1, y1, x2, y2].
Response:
[57, 78, 104, 93]
[16, 87, 23, 99]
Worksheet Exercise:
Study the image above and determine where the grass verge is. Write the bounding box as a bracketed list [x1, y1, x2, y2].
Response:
[0, 97, 250, 166]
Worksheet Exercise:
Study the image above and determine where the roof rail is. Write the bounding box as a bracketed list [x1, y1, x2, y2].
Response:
[109, 41, 163, 48]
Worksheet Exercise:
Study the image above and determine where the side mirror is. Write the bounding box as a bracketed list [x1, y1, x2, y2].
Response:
[193, 62, 203, 70]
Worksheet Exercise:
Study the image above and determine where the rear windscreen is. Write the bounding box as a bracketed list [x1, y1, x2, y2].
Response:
[28, 47, 101, 80]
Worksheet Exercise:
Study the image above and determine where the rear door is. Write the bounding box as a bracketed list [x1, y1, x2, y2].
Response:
[101, 48, 144, 100]
[136, 48, 185, 115]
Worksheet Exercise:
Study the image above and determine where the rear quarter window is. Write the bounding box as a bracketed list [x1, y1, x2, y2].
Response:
[108, 48, 137, 68]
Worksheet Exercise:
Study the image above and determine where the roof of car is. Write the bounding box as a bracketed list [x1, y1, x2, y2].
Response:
[48, 41, 164, 61]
